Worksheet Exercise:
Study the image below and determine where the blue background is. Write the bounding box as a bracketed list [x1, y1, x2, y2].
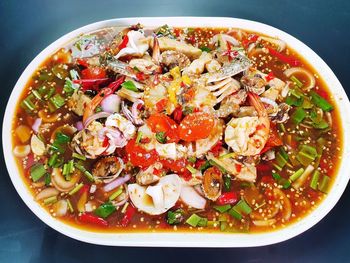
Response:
[0, 0, 349, 262]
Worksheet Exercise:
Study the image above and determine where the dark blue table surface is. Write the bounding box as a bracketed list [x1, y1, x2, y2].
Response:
[1, 0, 349, 262]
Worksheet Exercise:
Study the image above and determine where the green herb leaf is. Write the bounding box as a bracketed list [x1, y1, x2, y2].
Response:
[121, 80, 139, 92]
[156, 132, 166, 143]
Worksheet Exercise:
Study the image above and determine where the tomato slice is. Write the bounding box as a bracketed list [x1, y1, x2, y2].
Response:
[147, 114, 180, 143]
[81, 67, 107, 79]
[178, 112, 215, 142]
[125, 139, 159, 168]
[160, 158, 191, 180]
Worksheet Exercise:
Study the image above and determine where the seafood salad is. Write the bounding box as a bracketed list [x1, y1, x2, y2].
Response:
[12, 24, 341, 233]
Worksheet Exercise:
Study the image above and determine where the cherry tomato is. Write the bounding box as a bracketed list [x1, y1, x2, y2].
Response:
[81, 67, 107, 79]
[125, 139, 159, 168]
[147, 114, 180, 143]
[178, 112, 215, 142]
[172, 106, 183, 123]
[155, 99, 168, 112]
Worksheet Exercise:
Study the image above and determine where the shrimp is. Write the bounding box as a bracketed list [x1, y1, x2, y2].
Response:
[224, 92, 270, 156]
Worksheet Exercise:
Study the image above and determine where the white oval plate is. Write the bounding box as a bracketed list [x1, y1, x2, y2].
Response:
[3, 17, 350, 247]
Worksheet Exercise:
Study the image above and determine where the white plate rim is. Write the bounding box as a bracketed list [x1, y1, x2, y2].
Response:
[3, 16, 350, 247]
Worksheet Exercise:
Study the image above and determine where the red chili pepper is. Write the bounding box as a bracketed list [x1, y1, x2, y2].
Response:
[79, 213, 108, 227]
[216, 192, 238, 205]
[79, 184, 90, 195]
[268, 47, 301, 66]
[136, 72, 148, 81]
[195, 159, 206, 169]
[106, 76, 126, 93]
[121, 205, 136, 227]
[316, 89, 329, 100]
[118, 35, 129, 50]
[242, 34, 259, 48]
[173, 28, 181, 37]
[210, 141, 223, 156]
[173, 106, 183, 123]
[155, 98, 168, 112]
[235, 163, 242, 173]
[265, 72, 275, 82]
[76, 58, 89, 68]
[153, 168, 162, 176]
[73, 78, 110, 91]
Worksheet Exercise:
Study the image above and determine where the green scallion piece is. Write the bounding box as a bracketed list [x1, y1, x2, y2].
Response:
[55, 132, 70, 144]
[109, 187, 123, 201]
[74, 163, 95, 182]
[318, 175, 330, 193]
[218, 152, 236, 159]
[48, 153, 59, 167]
[289, 168, 305, 181]
[94, 202, 116, 218]
[296, 145, 318, 166]
[214, 204, 232, 213]
[199, 46, 211, 52]
[291, 107, 306, 124]
[49, 94, 65, 109]
[44, 196, 57, 205]
[44, 173, 51, 186]
[155, 132, 166, 143]
[275, 152, 288, 168]
[72, 152, 86, 161]
[223, 175, 231, 192]
[290, 75, 303, 88]
[136, 131, 143, 144]
[208, 159, 228, 174]
[186, 214, 202, 227]
[188, 156, 196, 163]
[67, 199, 74, 213]
[233, 199, 252, 215]
[220, 221, 228, 231]
[30, 163, 47, 182]
[272, 172, 282, 181]
[69, 182, 84, 195]
[228, 207, 242, 220]
[310, 170, 320, 190]
[121, 80, 138, 92]
[197, 217, 208, 227]
[32, 90, 42, 100]
[186, 165, 198, 174]
[310, 91, 333, 112]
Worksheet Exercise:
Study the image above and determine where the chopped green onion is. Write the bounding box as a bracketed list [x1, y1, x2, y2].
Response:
[291, 107, 306, 124]
[109, 187, 123, 201]
[272, 172, 282, 181]
[302, 97, 313, 109]
[68, 182, 84, 195]
[44, 173, 51, 186]
[136, 131, 143, 144]
[220, 221, 228, 231]
[30, 163, 47, 182]
[50, 142, 65, 153]
[186, 214, 204, 227]
[182, 106, 194, 115]
[228, 207, 242, 220]
[199, 160, 212, 173]
[310, 91, 333, 112]
[94, 202, 116, 218]
[21, 95, 36, 111]
[155, 132, 166, 143]
[214, 204, 231, 213]
[55, 132, 71, 144]
[46, 87, 55, 99]
[275, 152, 288, 168]
[285, 95, 303, 107]
[296, 145, 318, 166]
[121, 80, 138, 92]
[223, 175, 231, 192]
[233, 199, 252, 215]
[49, 94, 65, 109]
[199, 46, 211, 52]
[186, 165, 198, 174]
[278, 123, 286, 133]
[218, 152, 236, 159]
[310, 170, 320, 190]
[197, 217, 208, 227]
[69, 69, 79, 80]
[63, 78, 76, 95]
[44, 196, 57, 205]
[74, 163, 95, 182]
[290, 75, 303, 88]
[67, 199, 74, 213]
[318, 175, 330, 193]
[48, 153, 59, 167]
[72, 152, 86, 161]
[188, 156, 196, 163]
[289, 168, 305, 181]
[32, 90, 42, 100]
[167, 209, 185, 225]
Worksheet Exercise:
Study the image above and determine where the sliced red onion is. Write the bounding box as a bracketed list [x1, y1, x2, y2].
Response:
[98, 127, 127, 148]
[101, 94, 121, 113]
[83, 111, 111, 127]
[103, 174, 131, 192]
[75, 121, 84, 131]
[32, 118, 42, 134]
